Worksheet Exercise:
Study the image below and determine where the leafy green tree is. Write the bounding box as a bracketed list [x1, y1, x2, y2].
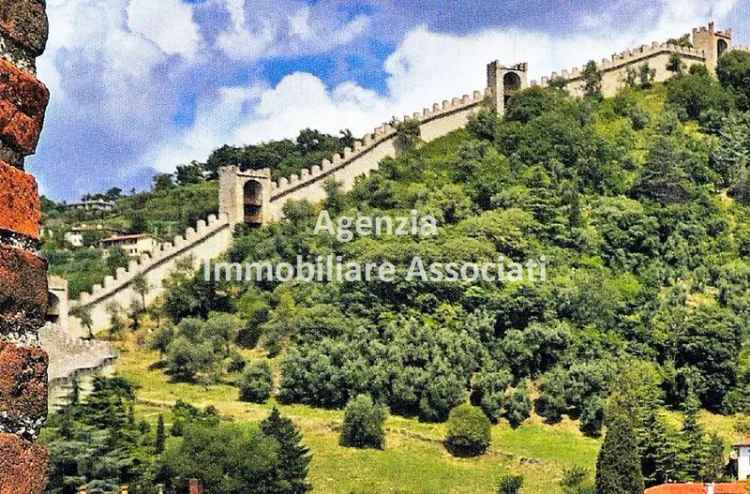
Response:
[166, 336, 215, 382]
[132, 273, 151, 310]
[595, 413, 644, 494]
[159, 423, 280, 494]
[582, 61, 603, 99]
[261, 408, 312, 494]
[445, 403, 491, 457]
[153, 173, 175, 192]
[717, 50, 750, 109]
[239, 360, 273, 403]
[340, 394, 388, 450]
[667, 54, 684, 76]
[505, 382, 531, 428]
[471, 367, 512, 422]
[394, 118, 421, 152]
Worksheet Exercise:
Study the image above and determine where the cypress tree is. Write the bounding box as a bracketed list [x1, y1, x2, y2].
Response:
[261, 407, 312, 494]
[595, 414, 644, 494]
[155, 414, 166, 454]
[680, 390, 707, 480]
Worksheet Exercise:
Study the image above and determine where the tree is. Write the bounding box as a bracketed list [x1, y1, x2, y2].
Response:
[72, 305, 94, 339]
[261, 408, 312, 494]
[155, 414, 166, 453]
[175, 161, 205, 185]
[105, 301, 124, 341]
[505, 382, 531, 428]
[701, 433, 725, 482]
[166, 337, 214, 382]
[445, 403, 491, 457]
[717, 50, 750, 109]
[595, 413, 644, 494]
[667, 54, 684, 76]
[394, 118, 421, 152]
[129, 211, 148, 234]
[322, 177, 344, 215]
[239, 360, 273, 403]
[680, 390, 707, 480]
[160, 423, 281, 494]
[153, 173, 175, 192]
[497, 475, 524, 494]
[339, 128, 356, 149]
[639, 64, 656, 89]
[340, 394, 388, 449]
[582, 61, 603, 99]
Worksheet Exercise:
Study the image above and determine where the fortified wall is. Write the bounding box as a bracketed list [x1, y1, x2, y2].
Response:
[533, 22, 734, 97]
[67, 22, 742, 339]
[0, 0, 52, 492]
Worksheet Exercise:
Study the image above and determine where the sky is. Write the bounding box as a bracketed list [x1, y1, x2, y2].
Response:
[30, 0, 750, 201]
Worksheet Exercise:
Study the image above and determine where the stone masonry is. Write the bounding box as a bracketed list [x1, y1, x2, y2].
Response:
[0, 0, 50, 493]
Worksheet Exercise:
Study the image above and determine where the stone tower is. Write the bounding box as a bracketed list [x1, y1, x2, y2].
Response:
[0, 0, 52, 492]
[486, 61, 529, 115]
[693, 22, 732, 73]
[219, 166, 272, 227]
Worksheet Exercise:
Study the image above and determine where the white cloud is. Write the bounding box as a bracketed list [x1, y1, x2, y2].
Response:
[127, 0, 202, 61]
[214, 0, 370, 61]
[144, 0, 741, 175]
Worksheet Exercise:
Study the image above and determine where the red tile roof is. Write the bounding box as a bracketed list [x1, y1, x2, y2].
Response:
[733, 436, 750, 447]
[645, 483, 747, 494]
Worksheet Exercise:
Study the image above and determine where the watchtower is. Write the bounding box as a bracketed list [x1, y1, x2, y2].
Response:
[219, 166, 272, 227]
[693, 22, 733, 73]
[487, 61, 529, 114]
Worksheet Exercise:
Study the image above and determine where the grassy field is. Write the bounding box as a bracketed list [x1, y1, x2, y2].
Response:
[115, 336, 601, 494]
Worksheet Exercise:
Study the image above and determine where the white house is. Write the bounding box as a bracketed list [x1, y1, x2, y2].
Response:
[732, 437, 750, 480]
[100, 233, 157, 257]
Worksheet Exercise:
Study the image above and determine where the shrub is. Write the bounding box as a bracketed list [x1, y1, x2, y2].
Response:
[227, 352, 246, 373]
[445, 403, 491, 457]
[340, 394, 388, 449]
[497, 474, 524, 494]
[505, 383, 532, 428]
[239, 360, 273, 403]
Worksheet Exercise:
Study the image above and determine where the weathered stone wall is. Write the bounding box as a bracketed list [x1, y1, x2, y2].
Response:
[531, 23, 730, 98]
[263, 90, 487, 222]
[0, 0, 50, 492]
[68, 215, 232, 337]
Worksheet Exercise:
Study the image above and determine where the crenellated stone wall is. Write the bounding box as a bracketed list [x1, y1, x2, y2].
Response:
[530, 22, 732, 98]
[68, 214, 233, 337]
[0, 0, 51, 492]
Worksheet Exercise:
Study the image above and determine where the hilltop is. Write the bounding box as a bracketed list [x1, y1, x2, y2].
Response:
[41, 48, 750, 492]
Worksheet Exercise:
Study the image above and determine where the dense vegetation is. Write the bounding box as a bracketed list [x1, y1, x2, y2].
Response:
[42, 128, 355, 297]
[46, 50, 750, 491]
[41, 378, 311, 494]
[145, 51, 750, 486]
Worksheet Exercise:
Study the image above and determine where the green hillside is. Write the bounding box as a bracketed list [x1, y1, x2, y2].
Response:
[41, 53, 750, 493]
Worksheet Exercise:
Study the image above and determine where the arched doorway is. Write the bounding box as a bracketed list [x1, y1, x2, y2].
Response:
[718, 39, 729, 58]
[503, 72, 522, 106]
[243, 180, 263, 225]
[46, 292, 60, 324]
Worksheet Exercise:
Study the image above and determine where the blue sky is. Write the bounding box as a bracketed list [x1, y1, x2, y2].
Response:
[31, 0, 750, 201]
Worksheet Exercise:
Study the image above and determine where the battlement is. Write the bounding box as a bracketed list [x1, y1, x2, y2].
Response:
[72, 213, 230, 309]
[269, 88, 486, 198]
[531, 41, 705, 87]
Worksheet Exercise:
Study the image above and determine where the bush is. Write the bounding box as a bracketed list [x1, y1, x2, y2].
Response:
[227, 352, 246, 373]
[445, 403, 491, 457]
[505, 383, 532, 428]
[238, 361, 273, 403]
[340, 394, 388, 449]
[497, 474, 524, 494]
